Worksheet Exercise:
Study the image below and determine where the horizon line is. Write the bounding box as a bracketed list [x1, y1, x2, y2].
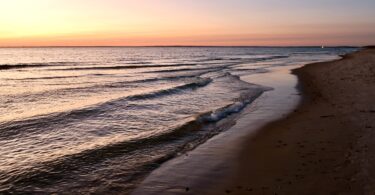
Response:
[0, 45, 362, 49]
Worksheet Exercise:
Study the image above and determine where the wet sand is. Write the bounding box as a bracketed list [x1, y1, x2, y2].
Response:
[229, 47, 375, 194]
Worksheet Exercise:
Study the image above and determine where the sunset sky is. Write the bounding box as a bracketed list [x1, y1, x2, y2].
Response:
[1, 0, 375, 46]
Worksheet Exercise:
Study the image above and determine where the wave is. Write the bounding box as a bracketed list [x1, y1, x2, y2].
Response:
[119, 60, 151, 64]
[0, 80, 268, 193]
[124, 74, 198, 84]
[0, 64, 46, 70]
[141, 65, 229, 74]
[53, 63, 198, 71]
[127, 77, 212, 100]
[291, 52, 331, 55]
[194, 57, 225, 62]
[0, 55, 287, 72]
[193, 57, 244, 63]
[6, 75, 82, 81]
[251, 55, 290, 62]
[0, 118, 203, 192]
[1, 74, 205, 109]
[0, 62, 76, 70]
[140, 55, 289, 74]
[5, 73, 118, 81]
[199, 88, 268, 122]
[0, 77, 212, 138]
[0, 54, 288, 71]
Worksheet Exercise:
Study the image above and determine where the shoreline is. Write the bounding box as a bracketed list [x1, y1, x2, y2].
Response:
[132, 61, 305, 194]
[227, 47, 375, 194]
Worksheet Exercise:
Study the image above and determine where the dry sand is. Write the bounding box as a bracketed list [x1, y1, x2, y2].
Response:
[227, 48, 375, 195]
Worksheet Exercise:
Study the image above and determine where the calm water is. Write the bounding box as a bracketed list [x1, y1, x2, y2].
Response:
[0, 47, 356, 193]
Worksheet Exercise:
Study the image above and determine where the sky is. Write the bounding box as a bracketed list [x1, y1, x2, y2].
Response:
[0, 0, 375, 46]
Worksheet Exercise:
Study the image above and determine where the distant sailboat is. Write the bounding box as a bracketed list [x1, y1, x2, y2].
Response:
[321, 45, 325, 49]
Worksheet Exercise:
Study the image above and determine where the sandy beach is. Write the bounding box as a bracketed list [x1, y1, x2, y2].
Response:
[227, 47, 375, 194]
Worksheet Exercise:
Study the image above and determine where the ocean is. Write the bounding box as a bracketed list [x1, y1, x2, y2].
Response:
[0, 47, 356, 193]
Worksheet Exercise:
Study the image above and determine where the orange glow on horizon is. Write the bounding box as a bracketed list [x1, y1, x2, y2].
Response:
[1, 32, 374, 47]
